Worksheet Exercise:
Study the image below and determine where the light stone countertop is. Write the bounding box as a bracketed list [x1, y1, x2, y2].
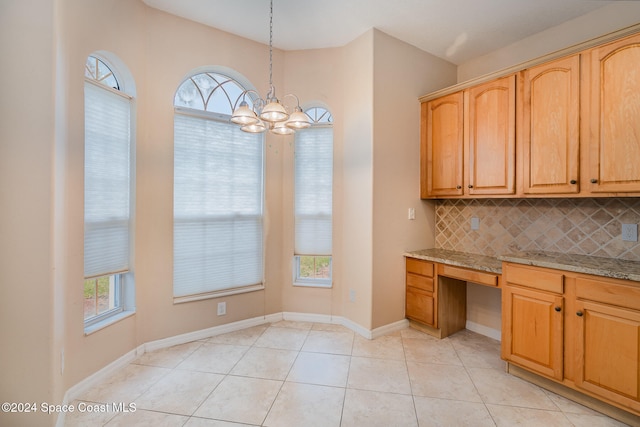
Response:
[404, 248, 502, 274]
[499, 251, 640, 282]
[404, 248, 640, 283]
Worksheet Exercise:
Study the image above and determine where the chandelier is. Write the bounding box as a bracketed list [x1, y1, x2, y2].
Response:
[231, 0, 310, 135]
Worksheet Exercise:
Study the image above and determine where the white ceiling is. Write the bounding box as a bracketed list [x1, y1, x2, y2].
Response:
[142, 0, 617, 65]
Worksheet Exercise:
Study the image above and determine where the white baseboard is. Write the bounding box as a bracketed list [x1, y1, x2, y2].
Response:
[144, 316, 272, 353]
[282, 312, 335, 324]
[466, 320, 501, 341]
[371, 319, 410, 339]
[55, 344, 143, 427]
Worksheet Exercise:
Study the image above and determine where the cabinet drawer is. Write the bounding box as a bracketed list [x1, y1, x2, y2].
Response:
[505, 263, 564, 293]
[406, 287, 435, 326]
[406, 273, 434, 293]
[406, 258, 434, 277]
[576, 277, 640, 312]
[439, 264, 498, 287]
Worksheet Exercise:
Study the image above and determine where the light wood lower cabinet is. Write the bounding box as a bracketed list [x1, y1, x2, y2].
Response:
[406, 258, 436, 328]
[502, 284, 564, 380]
[574, 276, 640, 413]
[503, 262, 640, 417]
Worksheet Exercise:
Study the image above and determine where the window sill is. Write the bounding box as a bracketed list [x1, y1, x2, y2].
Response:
[293, 281, 332, 289]
[173, 283, 265, 304]
[84, 310, 136, 336]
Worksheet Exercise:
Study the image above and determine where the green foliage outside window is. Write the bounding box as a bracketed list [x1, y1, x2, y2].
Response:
[299, 256, 331, 279]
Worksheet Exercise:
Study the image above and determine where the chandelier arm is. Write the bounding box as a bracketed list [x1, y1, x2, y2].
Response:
[232, 89, 261, 110]
[282, 93, 301, 110]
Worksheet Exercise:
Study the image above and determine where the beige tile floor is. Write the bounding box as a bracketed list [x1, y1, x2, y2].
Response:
[65, 321, 631, 426]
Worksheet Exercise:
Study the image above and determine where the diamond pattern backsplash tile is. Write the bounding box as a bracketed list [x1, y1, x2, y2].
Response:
[435, 198, 640, 261]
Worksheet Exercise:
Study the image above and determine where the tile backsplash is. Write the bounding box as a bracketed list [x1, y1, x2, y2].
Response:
[435, 198, 640, 261]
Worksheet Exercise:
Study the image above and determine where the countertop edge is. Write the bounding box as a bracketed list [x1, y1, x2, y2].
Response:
[499, 254, 640, 283]
[404, 249, 502, 275]
[405, 249, 640, 283]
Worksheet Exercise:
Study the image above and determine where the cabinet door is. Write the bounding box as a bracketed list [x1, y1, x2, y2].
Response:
[421, 92, 464, 197]
[467, 75, 516, 195]
[575, 300, 640, 412]
[406, 287, 435, 327]
[586, 33, 640, 193]
[502, 285, 563, 380]
[522, 56, 580, 194]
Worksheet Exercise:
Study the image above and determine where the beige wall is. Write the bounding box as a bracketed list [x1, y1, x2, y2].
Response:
[370, 30, 455, 329]
[457, 2, 640, 81]
[340, 30, 376, 329]
[0, 1, 57, 425]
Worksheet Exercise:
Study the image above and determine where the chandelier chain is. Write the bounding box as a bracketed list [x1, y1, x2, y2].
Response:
[269, 0, 273, 91]
[230, 0, 311, 133]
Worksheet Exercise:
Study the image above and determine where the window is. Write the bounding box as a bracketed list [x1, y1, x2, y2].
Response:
[294, 107, 333, 287]
[84, 55, 134, 329]
[173, 72, 264, 301]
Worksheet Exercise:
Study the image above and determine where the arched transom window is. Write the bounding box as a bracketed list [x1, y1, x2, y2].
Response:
[85, 55, 120, 90]
[304, 106, 333, 124]
[174, 72, 253, 116]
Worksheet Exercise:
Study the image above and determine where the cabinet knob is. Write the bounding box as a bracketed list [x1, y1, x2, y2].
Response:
[456, 185, 462, 190]
[590, 179, 598, 184]
[468, 184, 474, 189]
[576, 311, 584, 317]
[570, 180, 577, 185]
[554, 306, 562, 312]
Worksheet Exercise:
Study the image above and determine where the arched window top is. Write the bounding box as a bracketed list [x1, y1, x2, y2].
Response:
[305, 107, 333, 125]
[175, 72, 251, 116]
[85, 55, 120, 90]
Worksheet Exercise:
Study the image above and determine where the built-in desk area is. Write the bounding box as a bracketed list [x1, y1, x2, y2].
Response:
[404, 248, 501, 338]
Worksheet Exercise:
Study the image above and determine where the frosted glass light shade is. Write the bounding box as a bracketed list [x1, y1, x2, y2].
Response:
[286, 109, 311, 129]
[260, 100, 289, 122]
[241, 120, 267, 133]
[231, 103, 259, 125]
[271, 121, 294, 135]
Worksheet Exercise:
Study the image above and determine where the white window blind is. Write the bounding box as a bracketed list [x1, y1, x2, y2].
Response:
[173, 112, 264, 297]
[295, 126, 333, 255]
[84, 81, 131, 278]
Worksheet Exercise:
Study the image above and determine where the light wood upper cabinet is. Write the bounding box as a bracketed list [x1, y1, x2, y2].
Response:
[585, 33, 640, 193]
[419, 31, 640, 199]
[466, 75, 516, 195]
[420, 76, 516, 198]
[421, 92, 464, 197]
[522, 55, 580, 194]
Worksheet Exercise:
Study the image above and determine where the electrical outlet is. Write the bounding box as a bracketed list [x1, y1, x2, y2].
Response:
[622, 223, 638, 242]
[217, 302, 226, 316]
[408, 207, 415, 220]
[349, 289, 356, 303]
[471, 217, 480, 230]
